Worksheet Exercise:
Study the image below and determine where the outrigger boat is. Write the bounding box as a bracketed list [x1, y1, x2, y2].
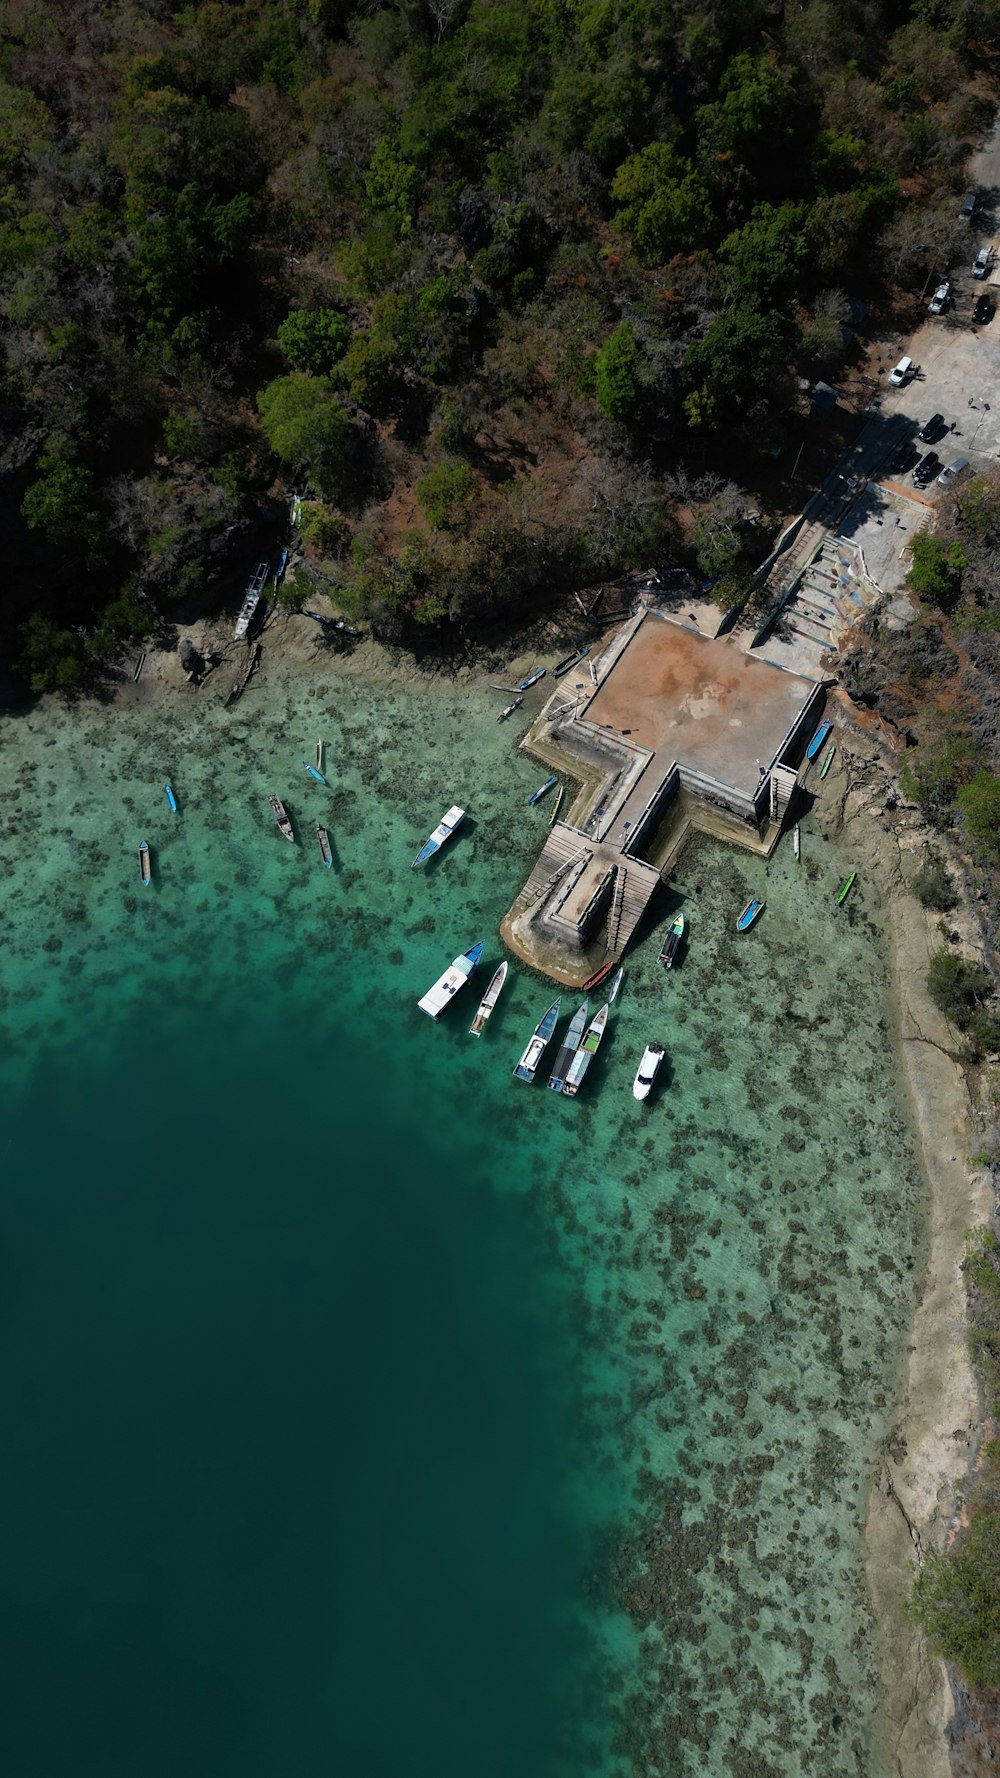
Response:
[737, 897, 764, 932]
[418, 942, 483, 1020]
[469, 961, 508, 1036]
[562, 1003, 609, 1097]
[553, 644, 590, 679]
[633, 1042, 665, 1102]
[658, 911, 685, 968]
[548, 1001, 590, 1093]
[819, 745, 836, 780]
[793, 823, 800, 860]
[316, 825, 333, 868]
[513, 999, 561, 1083]
[549, 786, 564, 826]
[303, 758, 327, 785]
[497, 696, 523, 721]
[412, 805, 465, 869]
[163, 783, 177, 813]
[268, 795, 295, 842]
[805, 720, 832, 762]
[138, 840, 151, 886]
[517, 667, 546, 691]
[608, 965, 624, 1005]
[235, 561, 268, 639]
[528, 775, 557, 806]
[837, 870, 856, 905]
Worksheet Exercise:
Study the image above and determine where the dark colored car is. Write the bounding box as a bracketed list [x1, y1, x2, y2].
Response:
[974, 294, 995, 325]
[887, 440, 917, 475]
[913, 452, 942, 487]
[919, 413, 946, 443]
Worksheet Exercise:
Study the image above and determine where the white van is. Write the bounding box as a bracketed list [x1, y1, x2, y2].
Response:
[888, 356, 913, 386]
[936, 456, 969, 488]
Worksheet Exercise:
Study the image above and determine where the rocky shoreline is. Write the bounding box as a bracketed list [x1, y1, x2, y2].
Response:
[816, 712, 993, 1778]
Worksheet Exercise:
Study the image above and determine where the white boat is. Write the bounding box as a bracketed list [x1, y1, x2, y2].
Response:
[608, 966, 624, 1005]
[548, 1000, 589, 1093]
[793, 823, 800, 860]
[513, 998, 561, 1083]
[562, 1003, 609, 1097]
[469, 962, 508, 1036]
[412, 805, 465, 869]
[417, 942, 483, 1020]
[235, 561, 268, 639]
[632, 1042, 665, 1102]
[316, 739, 323, 772]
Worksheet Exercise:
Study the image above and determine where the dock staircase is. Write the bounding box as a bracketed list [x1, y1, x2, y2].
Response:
[606, 863, 627, 953]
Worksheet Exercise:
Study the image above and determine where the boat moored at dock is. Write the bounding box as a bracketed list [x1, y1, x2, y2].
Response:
[633, 1042, 665, 1102]
[737, 898, 764, 932]
[235, 561, 268, 639]
[138, 840, 151, 885]
[163, 783, 177, 813]
[418, 942, 483, 1019]
[513, 999, 561, 1082]
[517, 667, 546, 691]
[412, 805, 465, 869]
[819, 744, 836, 780]
[805, 720, 832, 762]
[657, 911, 685, 968]
[548, 1001, 589, 1093]
[469, 962, 508, 1035]
[608, 966, 624, 1004]
[553, 644, 590, 678]
[316, 826, 333, 868]
[561, 1003, 609, 1097]
[528, 775, 557, 806]
[268, 796, 295, 842]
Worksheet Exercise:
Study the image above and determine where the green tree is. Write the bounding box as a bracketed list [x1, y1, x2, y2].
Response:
[900, 738, 975, 822]
[926, 949, 993, 1026]
[416, 460, 474, 529]
[907, 532, 966, 609]
[21, 450, 105, 559]
[682, 305, 785, 428]
[278, 309, 350, 375]
[611, 142, 712, 266]
[719, 203, 807, 307]
[15, 612, 86, 695]
[364, 134, 419, 235]
[957, 771, 1000, 861]
[256, 374, 350, 493]
[911, 1512, 1000, 1687]
[593, 323, 644, 426]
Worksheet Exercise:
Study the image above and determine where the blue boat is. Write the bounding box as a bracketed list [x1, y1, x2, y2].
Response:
[275, 546, 289, 585]
[412, 805, 465, 869]
[303, 759, 327, 785]
[517, 667, 546, 691]
[805, 721, 832, 762]
[737, 897, 764, 932]
[528, 774, 557, 805]
[163, 783, 178, 813]
[513, 999, 561, 1083]
[548, 1001, 589, 1093]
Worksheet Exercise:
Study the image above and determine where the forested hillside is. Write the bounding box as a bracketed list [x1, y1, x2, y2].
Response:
[1, 0, 998, 690]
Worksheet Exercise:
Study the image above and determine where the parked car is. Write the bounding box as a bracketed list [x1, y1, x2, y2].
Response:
[973, 246, 992, 278]
[960, 191, 979, 222]
[974, 294, 995, 325]
[919, 413, 946, 443]
[887, 440, 917, 475]
[928, 281, 951, 314]
[937, 456, 970, 489]
[913, 452, 942, 487]
[888, 355, 914, 386]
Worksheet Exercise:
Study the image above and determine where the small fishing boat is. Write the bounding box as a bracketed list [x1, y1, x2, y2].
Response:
[528, 775, 557, 806]
[819, 745, 836, 780]
[657, 911, 685, 969]
[805, 720, 832, 762]
[562, 1003, 609, 1097]
[316, 739, 323, 772]
[412, 805, 465, 869]
[513, 999, 561, 1083]
[793, 823, 800, 860]
[138, 840, 151, 885]
[608, 965, 624, 1005]
[470, 961, 508, 1036]
[303, 759, 327, 785]
[235, 561, 268, 639]
[418, 942, 484, 1020]
[737, 898, 764, 932]
[268, 795, 295, 842]
[316, 825, 333, 868]
[582, 960, 615, 993]
[497, 696, 523, 721]
[163, 783, 178, 813]
[517, 667, 546, 692]
[633, 1042, 665, 1102]
[549, 786, 564, 826]
[549, 1001, 590, 1093]
[275, 546, 289, 585]
[554, 644, 590, 679]
[837, 870, 856, 905]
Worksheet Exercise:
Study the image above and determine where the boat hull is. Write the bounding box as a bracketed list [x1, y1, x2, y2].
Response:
[548, 1002, 589, 1092]
[658, 912, 685, 968]
[317, 826, 333, 868]
[413, 805, 465, 869]
[138, 841, 151, 886]
[561, 1004, 609, 1096]
[633, 1043, 664, 1101]
[268, 796, 295, 842]
[513, 999, 561, 1082]
[736, 898, 764, 932]
[418, 943, 483, 1019]
[805, 720, 832, 762]
[470, 962, 508, 1035]
[303, 760, 327, 785]
[163, 784, 177, 813]
[528, 776, 556, 805]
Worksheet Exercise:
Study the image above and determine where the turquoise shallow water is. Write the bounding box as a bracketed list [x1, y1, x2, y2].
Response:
[0, 654, 924, 1775]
